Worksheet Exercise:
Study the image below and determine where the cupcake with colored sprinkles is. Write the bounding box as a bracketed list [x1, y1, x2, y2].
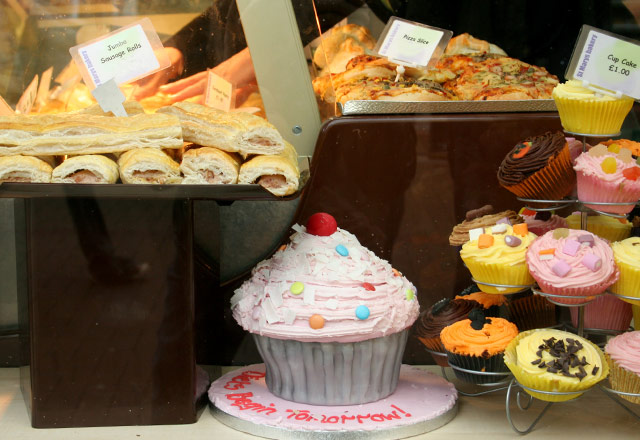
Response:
[440, 310, 518, 384]
[231, 213, 419, 405]
[505, 329, 608, 402]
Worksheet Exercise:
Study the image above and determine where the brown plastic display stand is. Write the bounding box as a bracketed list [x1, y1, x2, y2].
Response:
[1, 183, 301, 428]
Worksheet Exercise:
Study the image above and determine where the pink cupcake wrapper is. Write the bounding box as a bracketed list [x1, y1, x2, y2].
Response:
[570, 294, 632, 331]
[532, 268, 620, 305]
[576, 171, 640, 215]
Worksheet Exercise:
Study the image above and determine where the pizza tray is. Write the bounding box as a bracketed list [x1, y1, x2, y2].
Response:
[339, 99, 557, 115]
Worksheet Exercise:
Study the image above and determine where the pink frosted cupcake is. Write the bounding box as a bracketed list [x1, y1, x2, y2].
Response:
[231, 213, 419, 405]
[526, 228, 619, 305]
[573, 144, 640, 214]
[605, 331, 640, 404]
[570, 294, 632, 332]
[520, 208, 568, 236]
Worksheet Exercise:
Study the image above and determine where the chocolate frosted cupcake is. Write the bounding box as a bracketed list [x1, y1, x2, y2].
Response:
[497, 131, 576, 201]
[415, 298, 479, 366]
[449, 204, 524, 246]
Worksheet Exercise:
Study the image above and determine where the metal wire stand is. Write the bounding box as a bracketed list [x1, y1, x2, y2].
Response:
[443, 360, 513, 397]
[599, 382, 640, 420]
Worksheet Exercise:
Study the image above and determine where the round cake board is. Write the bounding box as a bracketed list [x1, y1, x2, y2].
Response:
[209, 364, 458, 440]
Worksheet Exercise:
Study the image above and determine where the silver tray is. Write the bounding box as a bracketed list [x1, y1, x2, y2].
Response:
[339, 99, 557, 115]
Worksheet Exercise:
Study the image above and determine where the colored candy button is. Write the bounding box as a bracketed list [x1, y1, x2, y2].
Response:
[405, 289, 415, 301]
[362, 282, 376, 291]
[290, 282, 304, 295]
[335, 244, 349, 256]
[309, 314, 325, 329]
[355, 305, 370, 320]
[306, 213, 338, 236]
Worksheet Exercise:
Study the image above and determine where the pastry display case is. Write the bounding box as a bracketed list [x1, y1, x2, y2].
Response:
[1, 0, 640, 435]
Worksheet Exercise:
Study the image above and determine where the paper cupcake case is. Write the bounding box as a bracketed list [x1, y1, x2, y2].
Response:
[532, 267, 620, 305]
[570, 294, 632, 332]
[464, 260, 534, 294]
[508, 294, 557, 331]
[444, 350, 510, 385]
[504, 330, 609, 403]
[609, 259, 640, 307]
[606, 354, 640, 405]
[253, 329, 408, 405]
[576, 171, 640, 215]
[554, 97, 634, 135]
[417, 336, 450, 367]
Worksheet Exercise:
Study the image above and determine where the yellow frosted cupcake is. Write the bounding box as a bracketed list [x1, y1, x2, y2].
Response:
[565, 212, 632, 243]
[610, 237, 640, 306]
[504, 329, 608, 402]
[552, 80, 634, 135]
[460, 223, 536, 293]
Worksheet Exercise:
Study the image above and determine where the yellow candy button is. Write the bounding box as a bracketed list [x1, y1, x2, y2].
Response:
[290, 282, 304, 295]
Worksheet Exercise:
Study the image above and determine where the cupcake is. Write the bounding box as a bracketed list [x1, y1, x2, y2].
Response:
[605, 331, 640, 404]
[526, 228, 619, 305]
[508, 292, 556, 331]
[460, 223, 536, 294]
[497, 131, 576, 201]
[440, 310, 518, 384]
[415, 298, 478, 367]
[566, 211, 632, 242]
[231, 213, 419, 405]
[455, 283, 507, 317]
[504, 329, 608, 402]
[573, 144, 640, 214]
[520, 208, 568, 236]
[610, 236, 640, 306]
[570, 294, 632, 332]
[552, 80, 634, 135]
[449, 204, 523, 246]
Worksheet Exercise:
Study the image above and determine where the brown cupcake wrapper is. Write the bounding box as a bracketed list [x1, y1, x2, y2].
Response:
[508, 294, 557, 331]
[445, 349, 509, 384]
[502, 145, 576, 202]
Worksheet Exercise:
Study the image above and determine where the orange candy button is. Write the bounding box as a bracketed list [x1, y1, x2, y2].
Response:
[478, 234, 494, 249]
[309, 314, 325, 329]
[512, 223, 529, 237]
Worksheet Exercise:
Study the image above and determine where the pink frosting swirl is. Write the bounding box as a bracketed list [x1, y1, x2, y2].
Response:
[573, 151, 640, 189]
[605, 331, 640, 375]
[231, 224, 419, 343]
[526, 229, 617, 290]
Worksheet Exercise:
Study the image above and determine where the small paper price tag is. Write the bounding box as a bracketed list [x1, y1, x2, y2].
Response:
[69, 18, 170, 89]
[205, 70, 234, 112]
[375, 17, 451, 68]
[16, 75, 38, 115]
[566, 25, 640, 99]
[0, 95, 14, 116]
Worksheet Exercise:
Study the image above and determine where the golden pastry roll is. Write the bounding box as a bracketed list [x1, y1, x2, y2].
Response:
[157, 102, 285, 156]
[52, 155, 118, 184]
[238, 141, 299, 196]
[0, 112, 183, 157]
[118, 148, 182, 184]
[0, 155, 53, 183]
[180, 145, 241, 184]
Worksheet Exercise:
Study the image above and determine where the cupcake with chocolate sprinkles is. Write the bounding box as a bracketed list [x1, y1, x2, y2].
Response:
[504, 329, 608, 402]
[440, 310, 518, 384]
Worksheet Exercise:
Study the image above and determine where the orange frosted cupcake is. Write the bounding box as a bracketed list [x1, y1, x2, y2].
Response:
[455, 284, 507, 317]
[441, 310, 518, 384]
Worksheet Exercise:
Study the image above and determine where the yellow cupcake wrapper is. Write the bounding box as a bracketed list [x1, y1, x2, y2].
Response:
[610, 260, 640, 306]
[463, 259, 534, 294]
[566, 219, 631, 243]
[504, 329, 609, 402]
[605, 354, 640, 404]
[554, 95, 633, 135]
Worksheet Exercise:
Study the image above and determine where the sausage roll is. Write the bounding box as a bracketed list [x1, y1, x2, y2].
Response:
[118, 148, 182, 184]
[0, 155, 53, 183]
[52, 155, 119, 184]
[238, 141, 299, 196]
[180, 145, 241, 184]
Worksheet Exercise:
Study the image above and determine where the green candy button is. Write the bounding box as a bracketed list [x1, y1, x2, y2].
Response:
[290, 282, 304, 295]
[405, 289, 415, 301]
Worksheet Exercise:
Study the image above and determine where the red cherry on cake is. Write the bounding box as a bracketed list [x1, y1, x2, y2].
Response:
[306, 213, 337, 236]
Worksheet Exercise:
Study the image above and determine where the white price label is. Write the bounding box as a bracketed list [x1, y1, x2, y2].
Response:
[375, 17, 451, 67]
[70, 18, 169, 89]
[205, 71, 234, 112]
[567, 25, 640, 99]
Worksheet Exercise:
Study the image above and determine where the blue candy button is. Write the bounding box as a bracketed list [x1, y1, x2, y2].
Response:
[355, 305, 370, 320]
[335, 244, 349, 256]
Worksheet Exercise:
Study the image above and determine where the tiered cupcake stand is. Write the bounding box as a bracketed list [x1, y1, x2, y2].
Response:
[439, 131, 640, 434]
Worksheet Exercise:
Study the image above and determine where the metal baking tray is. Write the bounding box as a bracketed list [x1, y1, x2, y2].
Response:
[339, 99, 557, 115]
